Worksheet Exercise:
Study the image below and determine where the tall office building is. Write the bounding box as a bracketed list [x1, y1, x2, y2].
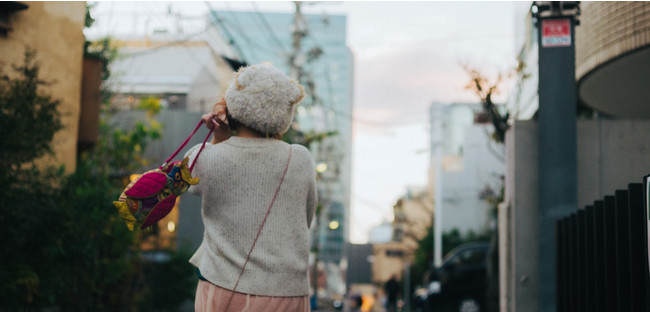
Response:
[211, 9, 353, 277]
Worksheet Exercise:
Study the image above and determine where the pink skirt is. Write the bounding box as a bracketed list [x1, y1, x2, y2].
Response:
[194, 280, 311, 312]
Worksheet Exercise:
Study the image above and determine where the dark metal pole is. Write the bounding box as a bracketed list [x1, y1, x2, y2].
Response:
[536, 6, 579, 311]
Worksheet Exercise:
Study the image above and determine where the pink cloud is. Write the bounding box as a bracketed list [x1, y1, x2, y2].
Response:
[353, 42, 481, 127]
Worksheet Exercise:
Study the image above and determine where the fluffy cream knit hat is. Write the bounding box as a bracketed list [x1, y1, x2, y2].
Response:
[225, 64, 305, 135]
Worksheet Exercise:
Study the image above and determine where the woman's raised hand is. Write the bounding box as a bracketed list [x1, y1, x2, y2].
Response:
[202, 98, 230, 143]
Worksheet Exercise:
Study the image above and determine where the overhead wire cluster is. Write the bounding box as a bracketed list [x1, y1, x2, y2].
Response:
[205, 2, 422, 129]
[93, 3, 227, 100]
[91, 1, 426, 156]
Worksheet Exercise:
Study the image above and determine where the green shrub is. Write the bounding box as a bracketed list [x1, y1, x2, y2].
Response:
[0, 48, 184, 311]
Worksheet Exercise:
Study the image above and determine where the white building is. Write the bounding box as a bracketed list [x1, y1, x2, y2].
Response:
[108, 42, 236, 112]
[368, 221, 393, 244]
[429, 103, 505, 235]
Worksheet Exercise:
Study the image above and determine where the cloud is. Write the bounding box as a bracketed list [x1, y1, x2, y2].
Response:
[340, 1, 517, 244]
[352, 42, 480, 132]
[351, 107, 401, 136]
[350, 123, 431, 242]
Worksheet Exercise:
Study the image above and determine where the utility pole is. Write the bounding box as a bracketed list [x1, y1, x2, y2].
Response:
[289, 3, 342, 306]
[290, 2, 319, 308]
[532, 2, 580, 311]
[289, 1, 307, 81]
[403, 261, 411, 311]
[430, 103, 444, 267]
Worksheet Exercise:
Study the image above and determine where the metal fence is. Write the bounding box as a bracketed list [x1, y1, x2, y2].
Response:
[556, 181, 649, 312]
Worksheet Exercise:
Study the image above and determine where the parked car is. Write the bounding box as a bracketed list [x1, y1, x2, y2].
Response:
[423, 241, 490, 312]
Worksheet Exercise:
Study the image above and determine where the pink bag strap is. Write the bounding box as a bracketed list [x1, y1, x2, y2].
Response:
[161, 120, 215, 172]
[229, 146, 293, 298]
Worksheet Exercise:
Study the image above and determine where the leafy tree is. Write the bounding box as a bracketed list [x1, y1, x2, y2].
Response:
[0, 43, 194, 310]
[0, 48, 66, 309]
[138, 96, 163, 115]
[138, 247, 197, 311]
[0, 2, 197, 307]
[0, 47, 62, 175]
[52, 156, 141, 310]
[463, 63, 519, 311]
[463, 64, 520, 144]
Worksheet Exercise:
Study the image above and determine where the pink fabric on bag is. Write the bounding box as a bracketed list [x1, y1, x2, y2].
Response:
[194, 280, 310, 312]
[140, 194, 177, 229]
[124, 172, 167, 198]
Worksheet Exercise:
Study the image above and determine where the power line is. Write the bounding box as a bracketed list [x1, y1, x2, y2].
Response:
[251, 1, 288, 55]
[219, 18, 279, 59]
[221, 2, 262, 62]
[294, 37, 427, 128]
[119, 29, 208, 57]
[352, 193, 393, 218]
[278, 7, 427, 130]
[327, 106, 429, 127]
[209, 8, 292, 63]
[204, 1, 248, 65]
[105, 7, 225, 97]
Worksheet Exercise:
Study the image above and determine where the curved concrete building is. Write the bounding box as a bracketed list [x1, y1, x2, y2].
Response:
[576, 2, 650, 118]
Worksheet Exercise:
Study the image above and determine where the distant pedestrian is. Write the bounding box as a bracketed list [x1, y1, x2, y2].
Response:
[187, 63, 317, 311]
[350, 293, 363, 312]
[384, 275, 400, 312]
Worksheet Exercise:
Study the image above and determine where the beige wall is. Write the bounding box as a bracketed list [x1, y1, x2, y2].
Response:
[380, 190, 432, 288]
[372, 242, 409, 284]
[213, 52, 236, 97]
[396, 195, 432, 250]
[1, 2, 86, 173]
[576, 2, 650, 80]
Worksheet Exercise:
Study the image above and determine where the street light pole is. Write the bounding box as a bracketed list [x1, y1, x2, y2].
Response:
[434, 144, 443, 267]
[430, 104, 444, 267]
[403, 260, 411, 311]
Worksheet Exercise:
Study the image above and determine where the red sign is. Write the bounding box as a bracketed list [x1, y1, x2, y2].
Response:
[541, 19, 571, 47]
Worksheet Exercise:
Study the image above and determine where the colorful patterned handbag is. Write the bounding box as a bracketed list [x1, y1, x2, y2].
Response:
[113, 120, 213, 231]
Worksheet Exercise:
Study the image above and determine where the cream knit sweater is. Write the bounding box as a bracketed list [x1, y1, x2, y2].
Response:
[184, 136, 317, 296]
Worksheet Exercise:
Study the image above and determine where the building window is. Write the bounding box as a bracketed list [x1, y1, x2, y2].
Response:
[386, 250, 404, 257]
